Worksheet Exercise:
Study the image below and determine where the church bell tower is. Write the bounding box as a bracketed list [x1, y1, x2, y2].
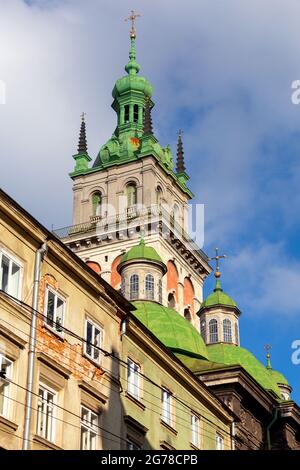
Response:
[54, 13, 211, 329]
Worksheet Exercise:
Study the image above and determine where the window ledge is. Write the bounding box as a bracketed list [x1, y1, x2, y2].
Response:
[83, 352, 102, 369]
[0, 415, 18, 432]
[160, 419, 178, 436]
[43, 322, 64, 341]
[190, 442, 201, 451]
[33, 434, 63, 450]
[125, 391, 146, 411]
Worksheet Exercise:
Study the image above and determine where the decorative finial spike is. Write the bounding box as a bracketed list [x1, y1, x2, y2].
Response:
[176, 129, 186, 173]
[77, 112, 88, 154]
[143, 99, 153, 136]
[209, 247, 227, 279]
[264, 344, 272, 369]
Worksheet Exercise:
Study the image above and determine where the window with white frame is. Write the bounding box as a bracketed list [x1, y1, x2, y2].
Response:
[216, 433, 224, 450]
[37, 385, 56, 442]
[85, 319, 102, 364]
[0, 354, 12, 418]
[161, 388, 173, 427]
[209, 319, 218, 343]
[45, 286, 65, 334]
[235, 322, 239, 345]
[80, 405, 98, 450]
[191, 413, 200, 448]
[223, 318, 232, 343]
[130, 274, 139, 300]
[0, 251, 21, 298]
[127, 358, 141, 400]
[145, 274, 154, 300]
[158, 279, 162, 304]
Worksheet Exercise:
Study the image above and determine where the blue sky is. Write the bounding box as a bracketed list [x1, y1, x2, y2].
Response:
[1, 0, 300, 401]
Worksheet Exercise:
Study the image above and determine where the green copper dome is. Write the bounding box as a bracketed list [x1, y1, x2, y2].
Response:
[208, 343, 282, 398]
[132, 301, 208, 360]
[118, 239, 166, 273]
[268, 369, 290, 387]
[200, 278, 238, 310]
[112, 36, 153, 99]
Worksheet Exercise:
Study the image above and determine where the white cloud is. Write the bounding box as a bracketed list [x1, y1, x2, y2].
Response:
[1, 0, 300, 318]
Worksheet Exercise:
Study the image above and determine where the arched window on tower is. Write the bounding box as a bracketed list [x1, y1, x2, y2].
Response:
[209, 319, 218, 343]
[130, 274, 139, 300]
[172, 203, 180, 225]
[201, 320, 206, 343]
[124, 105, 130, 123]
[92, 192, 102, 217]
[156, 186, 163, 206]
[223, 319, 232, 343]
[168, 292, 176, 309]
[145, 274, 154, 300]
[158, 279, 162, 304]
[133, 104, 139, 123]
[184, 308, 192, 322]
[235, 322, 239, 345]
[126, 183, 137, 208]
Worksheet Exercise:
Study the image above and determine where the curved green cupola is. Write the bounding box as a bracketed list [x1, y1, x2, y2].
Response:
[198, 251, 241, 346]
[112, 33, 153, 138]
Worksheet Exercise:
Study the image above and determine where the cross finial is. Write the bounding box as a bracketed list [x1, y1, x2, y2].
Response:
[209, 247, 227, 278]
[81, 112, 86, 122]
[264, 344, 272, 369]
[125, 10, 141, 38]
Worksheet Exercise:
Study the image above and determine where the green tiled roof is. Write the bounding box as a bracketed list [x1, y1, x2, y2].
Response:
[200, 278, 237, 310]
[132, 301, 208, 360]
[268, 369, 290, 386]
[118, 239, 166, 272]
[207, 343, 282, 398]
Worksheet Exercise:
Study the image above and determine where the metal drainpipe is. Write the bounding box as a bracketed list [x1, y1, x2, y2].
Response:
[22, 242, 48, 450]
[266, 407, 278, 450]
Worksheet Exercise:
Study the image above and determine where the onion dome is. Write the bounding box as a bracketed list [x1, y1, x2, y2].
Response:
[132, 300, 208, 360]
[200, 277, 239, 311]
[117, 238, 167, 274]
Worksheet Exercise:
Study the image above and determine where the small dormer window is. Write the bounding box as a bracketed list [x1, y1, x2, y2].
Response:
[145, 274, 154, 300]
[223, 319, 232, 343]
[209, 319, 218, 343]
[130, 274, 139, 300]
[133, 104, 139, 123]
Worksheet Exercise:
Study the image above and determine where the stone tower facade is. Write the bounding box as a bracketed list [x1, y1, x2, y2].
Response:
[54, 30, 211, 329]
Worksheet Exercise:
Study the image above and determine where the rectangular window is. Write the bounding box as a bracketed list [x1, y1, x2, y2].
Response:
[0, 251, 21, 298]
[161, 388, 173, 427]
[45, 287, 65, 334]
[127, 358, 141, 400]
[127, 439, 141, 450]
[80, 405, 98, 450]
[84, 319, 102, 364]
[0, 354, 12, 417]
[37, 385, 55, 442]
[191, 413, 200, 448]
[216, 433, 224, 450]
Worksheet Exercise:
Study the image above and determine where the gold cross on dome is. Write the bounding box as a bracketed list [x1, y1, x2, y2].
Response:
[125, 10, 141, 37]
[209, 248, 227, 277]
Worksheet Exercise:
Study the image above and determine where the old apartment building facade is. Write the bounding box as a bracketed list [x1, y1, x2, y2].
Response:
[0, 189, 234, 450]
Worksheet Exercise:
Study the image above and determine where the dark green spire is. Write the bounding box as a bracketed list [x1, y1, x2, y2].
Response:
[176, 130, 185, 173]
[78, 112, 88, 154]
